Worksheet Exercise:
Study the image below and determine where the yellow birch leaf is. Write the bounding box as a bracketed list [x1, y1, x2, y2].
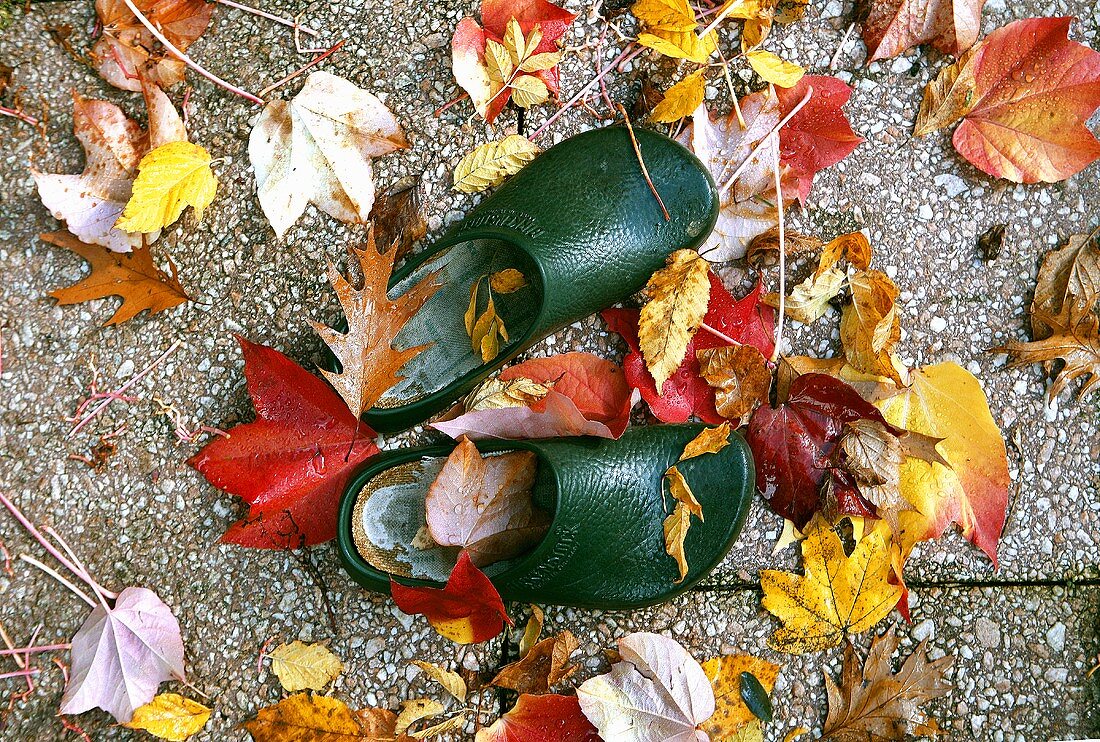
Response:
[679, 421, 732, 460]
[639, 249, 711, 391]
[396, 699, 445, 737]
[665, 465, 703, 520]
[454, 136, 540, 193]
[411, 660, 468, 702]
[701, 655, 781, 738]
[124, 693, 211, 742]
[761, 516, 902, 653]
[115, 141, 217, 233]
[650, 70, 708, 123]
[746, 50, 805, 87]
[509, 74, 550, 108]
[268, 640, 344, 692]
[632, 0, 700, 31]
[663, 500, 692, 584]
[638, 30, 717, 63]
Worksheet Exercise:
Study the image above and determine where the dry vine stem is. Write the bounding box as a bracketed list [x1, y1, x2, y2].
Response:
[529, 44, 636, 140]
[618, 104, 671, 220]
[259, 39, 346, 97]
[717, 86, 814, 196]
[215, 0, 319, 37]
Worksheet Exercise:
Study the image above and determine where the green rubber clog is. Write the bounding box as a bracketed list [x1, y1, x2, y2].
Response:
[354, 125, 718, 433]
[336, 424, 753, 610]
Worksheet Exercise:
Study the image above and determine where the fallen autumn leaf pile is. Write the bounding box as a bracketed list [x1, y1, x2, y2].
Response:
[0, 0, 1097, 738]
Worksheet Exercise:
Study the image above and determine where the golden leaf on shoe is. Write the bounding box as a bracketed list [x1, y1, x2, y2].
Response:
[662, 465, 705, 583]
[313, 231, 442, 416]
[761, 516, 902, 653]
[696, 345, 772, 420]
[489, 267, 527, 293]
[454, 136, 540, 194]
[822, 628, 952, 741]
[639, 249, 711, 391]
[269, 641, 343, 692]
[679, 421, 732, 460]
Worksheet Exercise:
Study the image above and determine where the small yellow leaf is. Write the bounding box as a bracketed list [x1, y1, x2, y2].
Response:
[701, 655, 780, 738]
[638, 30, 717, 63]
[841, 269, 903, 383]
[663, 500, 692, 584]
[650, 70, 708, 123]
[116, 141, 218, 233]
[520, 52, 563, 73]
[465, 376, 552, 411]
[409, 712, 468, 739]
[819, 231, 872, 275]
[124, 693, 211, 742]
[784, 726, 812, 742]
[639, 249, 711, 391]
[765, 266, 846, 324]
[489, 268, 527, 293]
[746, 49, 805, 88]
[509, 74, 550, 108]
[268, 640, 343, 692]
[412, 660, 468, 702]
[518, 604, 544, 657]
[665, 465, 703, 520]
[395, 698, 446, 737]
[679, 421, 732, 460]
[761, 516, 902, 653]
[454, 135, 540, 193]
[486, 39, 514, 84]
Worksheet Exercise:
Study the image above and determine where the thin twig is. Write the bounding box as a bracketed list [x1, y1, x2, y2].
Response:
[294, 13, 325, 53]
[769, 110, 786, 364]
[0, 105, 39, 127]
[433, 92, 469, 117]
[258, 39, 346, 98]
[19, 556, 97, 609]
[829, 22, 856, 70]
[715, 43, 745, 129]
[216, 0, 318, 36]
[698, 1, 737, 38]
[717, 86, 814, 196]
[0, 622, 24, 669]
[43, 526, 117, 601]
[700, 322, 742, 346]
[618, 104, 671, 221]
[0, 644, 70, 656]
[0, 669, 38, 680]
[120, 0, 265, 105]
[69, 340, 182, 437]
[529, 44, 635, 140]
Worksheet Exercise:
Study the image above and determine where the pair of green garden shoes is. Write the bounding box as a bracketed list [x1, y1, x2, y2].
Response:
[337, 126, 755, 610]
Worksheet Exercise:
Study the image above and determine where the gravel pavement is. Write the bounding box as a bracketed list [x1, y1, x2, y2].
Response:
[0, 0, 1098, 739]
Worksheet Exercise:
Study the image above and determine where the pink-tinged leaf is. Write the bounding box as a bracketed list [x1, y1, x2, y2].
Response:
[60, 587, 185, 723]
[476, 694, 601, 742]
[434, 390, 621, 439]
[952, 17, 1100, 183]
[602, 274, 775, 424]
[452, 18, 494, 119]
[776, 76, 864, 203]
[746, 374, 897, 528]
[861, 0, 986, 62]
[188, 338, 379, 549]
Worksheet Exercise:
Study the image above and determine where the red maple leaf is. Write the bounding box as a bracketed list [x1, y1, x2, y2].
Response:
[477, 694, 601, 741]
[389, 551, 511, 644]
[776, 75, 864, 203]
[188, 337, 379, 549]
[602, 273, 775, 424]
[746, 373, 896, 528]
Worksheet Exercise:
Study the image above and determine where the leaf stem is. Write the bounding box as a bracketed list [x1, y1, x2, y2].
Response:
[618, 104, 671, 221]
[769, 97, 786, 364]
[120, 0, 265, 105]
[0, 105, 39, 127]
[529, 44, 635, 141]
[0, 643, 71, 656]
[215, 0, 319, 36]
[717, 85, 813, 196]
[258, 39, 346, 98]
[69, 339, 182, 437]
[18, 555, 97, 609]
[43, 525, 118, 601]
[0, 669, 40, 680]
[700, 322, 742, 346]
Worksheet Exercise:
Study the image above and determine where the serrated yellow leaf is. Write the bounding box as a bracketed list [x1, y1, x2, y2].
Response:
[115, 141, 217, 233]
[520, 52, 562, 73]
[124, 693, 211, 742]
[746, 49, 805, 87]
[639, 249, 711, 390]
[638, 30, 716, 63]
[650, 70, 708, 123]
[509, 74, 549, 108]
[268, 640, 343, 692]
[633, 0, 700, 31]
[761, 516, 902, 654]
[453, 135, 540, 194]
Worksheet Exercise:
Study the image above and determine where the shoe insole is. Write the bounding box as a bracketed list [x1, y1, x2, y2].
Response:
[352, 453, 554, 582]
[378, 239, 543, 408]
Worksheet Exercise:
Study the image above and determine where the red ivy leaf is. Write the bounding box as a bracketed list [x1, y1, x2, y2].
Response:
[746, 373, 896, 528]
[390, 551, 511, 644]
[602, 273, 775, 424]
[188, 337, 379, 549]
[777, 75, 864, 203]
[477, 694, 601, 741]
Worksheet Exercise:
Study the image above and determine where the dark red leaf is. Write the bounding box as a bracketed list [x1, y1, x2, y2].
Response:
[746, 373, 894, 528]
[188, 337, 379, 549]
[477, 694, 601, 741]
[602, 273, 775, 424]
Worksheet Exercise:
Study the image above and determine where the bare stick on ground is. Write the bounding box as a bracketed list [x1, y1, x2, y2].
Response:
[617, 104, 671, 221]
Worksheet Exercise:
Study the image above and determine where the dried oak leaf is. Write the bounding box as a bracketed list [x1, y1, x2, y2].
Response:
[41, 231, 189, 325]
[491, 631, 579, 694]
[313, 233, 441, 417]
[603, 274, 775, 424]
[425, 437, 547, 566]
[860, 0, 985, 62]
[822, 628, 952, 741]
[696, 344, 772, 420]
[761, 517, 902, 654]
[993, 304, 1100, 401]
[1030, 230, 1100, 339]
[841, 269, 903, 384]
[390, 550, 512, 644]
[92, 0, 213, 91]
[915, 17, 1100, 183]
[371, 175, 427, 261]
[639, 249, 712, 391]
[475, 694, 600, 742]
[188, 338, 380, 548]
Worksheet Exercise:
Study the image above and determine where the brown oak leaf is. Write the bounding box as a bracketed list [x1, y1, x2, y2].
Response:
[992, 305, 1100, 401]
[491, 631, 580, 694]
[1031, 230, 1100, 339]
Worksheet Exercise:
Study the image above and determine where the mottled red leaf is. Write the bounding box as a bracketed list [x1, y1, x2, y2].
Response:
[746, 374, 896, 528]
[188, 338, 379, 549]
[390, 551, 511, 644]
[602, 273, 775, 424]
[776, 75, 864, 203]
[475, 694, 600, 742]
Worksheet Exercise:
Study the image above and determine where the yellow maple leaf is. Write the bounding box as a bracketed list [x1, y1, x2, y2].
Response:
[701, 654, 781, 738]
[650, 70, 708, 123]
[268, 640, 343, 692]
[115, 141, 218, 233]
[746, 49, 805, 87]
[124, 693, 211, 742]
[639, 249, 711, 391]
[761, 516, 901, 653]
